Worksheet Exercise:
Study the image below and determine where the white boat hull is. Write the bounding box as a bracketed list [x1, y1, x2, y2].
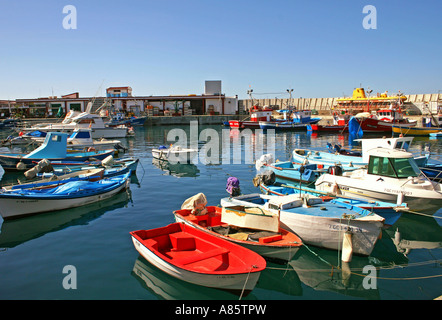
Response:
[0, 179, 129, 219]
[24, 126, 127, 139]
[315, 173, 442, 202]
[278, 210, 382, 256]
[131, 236, 260, 293]
[220, 197, 383, 256]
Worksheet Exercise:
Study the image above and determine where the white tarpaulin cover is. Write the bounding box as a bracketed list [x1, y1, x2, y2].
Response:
[181, 193, 208, 215]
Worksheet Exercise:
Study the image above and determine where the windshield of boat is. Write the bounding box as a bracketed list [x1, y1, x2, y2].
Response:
[368, 156, 420, 178]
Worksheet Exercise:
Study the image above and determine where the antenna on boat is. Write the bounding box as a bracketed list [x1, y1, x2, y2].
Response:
[287, 88, 294, 111]
[247, 88, 254, 112]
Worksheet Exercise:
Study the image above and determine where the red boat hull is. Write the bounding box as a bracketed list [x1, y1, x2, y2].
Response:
[357, 117, 416, 133]
[309, 124, 348, 132]
[310, 118, 416, 133]
[228, 120, 261, 129]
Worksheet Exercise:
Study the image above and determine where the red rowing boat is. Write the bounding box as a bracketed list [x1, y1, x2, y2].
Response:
[130, 222, 266, 296]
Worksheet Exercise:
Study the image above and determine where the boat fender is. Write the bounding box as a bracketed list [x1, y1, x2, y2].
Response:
[332, 182, 339, 194]
[396, 192, 404, 206]
[16, 161, 26, 171]
[101, 155, 114, 167]
[24, 166, 38, 179]
[341, 261, 351, 287]
[341, 231, 353, 262]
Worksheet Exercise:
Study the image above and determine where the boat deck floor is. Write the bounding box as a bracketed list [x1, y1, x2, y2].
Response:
[158, 231, 231, 272]
[282, 203, 365, 218]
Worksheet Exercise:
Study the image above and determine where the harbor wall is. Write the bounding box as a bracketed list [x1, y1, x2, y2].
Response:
[239, 93, 442, 115]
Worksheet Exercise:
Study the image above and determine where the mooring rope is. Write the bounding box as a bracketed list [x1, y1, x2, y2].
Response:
[239, 265, 254, 300]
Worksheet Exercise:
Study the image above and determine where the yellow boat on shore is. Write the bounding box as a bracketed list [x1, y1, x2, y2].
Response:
[392, 125, 442, 136]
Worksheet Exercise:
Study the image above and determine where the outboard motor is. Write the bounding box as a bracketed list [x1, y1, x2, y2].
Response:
[252, 170, 275, 187]
[328, 165, 343, 176]
[226, 177, 241, 197]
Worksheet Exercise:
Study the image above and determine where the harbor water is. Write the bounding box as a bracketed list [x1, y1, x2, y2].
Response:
[0, 124, 441, 300]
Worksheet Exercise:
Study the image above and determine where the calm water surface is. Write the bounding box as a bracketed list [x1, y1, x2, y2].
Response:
[0, 124, 440, 300]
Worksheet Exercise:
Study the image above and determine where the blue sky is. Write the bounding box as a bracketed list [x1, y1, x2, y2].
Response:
[0, 0, 440, 100]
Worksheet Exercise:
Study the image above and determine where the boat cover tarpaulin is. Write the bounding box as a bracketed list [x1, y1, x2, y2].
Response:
[5, 178, 122, 197]
[348, 116, 363, 139]
[181, 193, 207, 215]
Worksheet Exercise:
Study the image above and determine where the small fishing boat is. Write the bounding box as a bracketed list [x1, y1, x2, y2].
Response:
[26, 156, 133, 180]
[258, 161, 323, 184]
[3, 167, 106, 191]
[21, 105, 128, 138]
[0, 117, 22, 129]
[228, 105, 274, 129]
[2, 170, 103, 192]
[291, 109, 321, 124]
[315, 148, 442, 203]
[392, 125, 441, 136]
[429, 132, 442, 138]
[259, 109, 321, 131]
[307, 123, 348, 133]
[106, 113, 147, 127]
[173, 194, 302, 261]
[354, 109, 417, 133]
[0, 172, 131, 220]
[66, 128, 124, 150]
[0, 132, 115, 171]
[220, 193, 385, 256]
[258, 182, 405, 227]
[130, 222, 266, 296]
[1, 136, 28, 146]
[49, 157, 139, 174]
[291, 136, 428, 168]
[419, 163, 442, 182]
[259, 121, 308, 131]
[152, 145, 198, 163]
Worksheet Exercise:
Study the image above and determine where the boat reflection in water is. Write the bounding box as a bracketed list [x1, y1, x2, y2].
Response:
[131, 257, 248, 300]
[254, 260, 302, 297]
[385, 211, 442, 256]
[152, 158, 200, 178]
[288, 234, 409, 300]
[0, 189, 131, 249]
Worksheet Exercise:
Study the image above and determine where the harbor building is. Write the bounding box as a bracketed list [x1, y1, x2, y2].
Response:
[12, 80, 238, 118]
[0, 100, 16, 118]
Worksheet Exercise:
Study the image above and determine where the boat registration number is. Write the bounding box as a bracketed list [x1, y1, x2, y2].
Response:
[384, 188, 411, 195]
[328, 224, 362, 233]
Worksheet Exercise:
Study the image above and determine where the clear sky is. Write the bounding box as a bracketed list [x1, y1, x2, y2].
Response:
[0, 0, 440, 100]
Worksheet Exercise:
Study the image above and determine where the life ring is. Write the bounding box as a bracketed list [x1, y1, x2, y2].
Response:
[87, 147, 96, 152]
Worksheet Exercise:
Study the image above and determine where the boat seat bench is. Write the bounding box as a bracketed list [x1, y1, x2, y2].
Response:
[174, 247, 230, 265]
